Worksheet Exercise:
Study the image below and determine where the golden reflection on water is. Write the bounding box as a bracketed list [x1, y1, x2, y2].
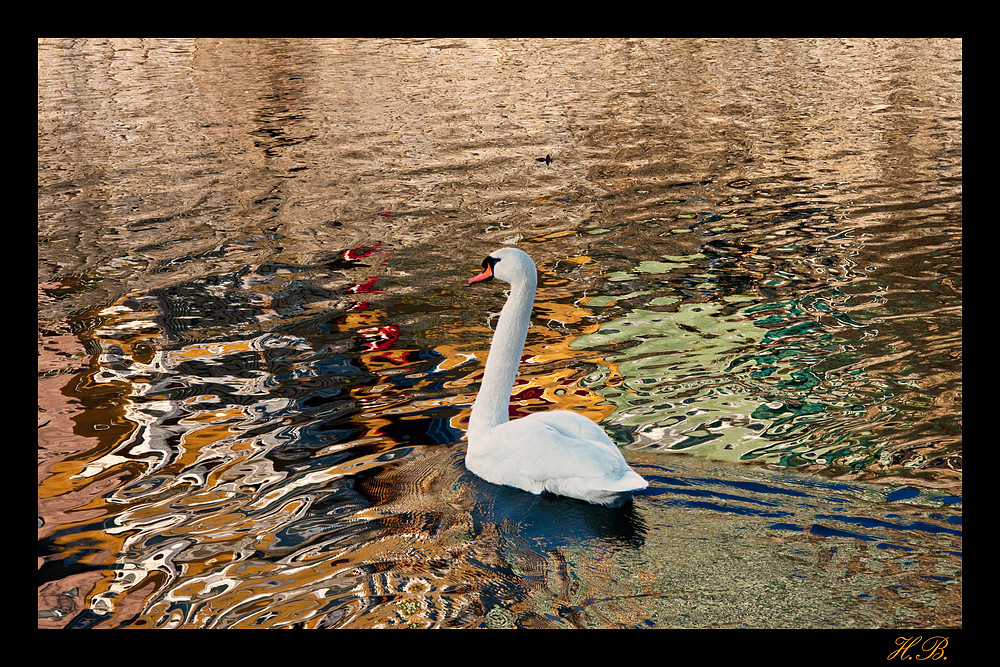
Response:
[40, 38, 960, 629]
[37, 258, 651, 628]
[43, 241, 960, 628]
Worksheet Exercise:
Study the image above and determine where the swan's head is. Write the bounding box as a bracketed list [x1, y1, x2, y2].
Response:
[468, 247, 536, 287]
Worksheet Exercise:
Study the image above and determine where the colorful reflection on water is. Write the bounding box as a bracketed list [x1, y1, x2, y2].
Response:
[570, 198, 961, 480]
[39, 38, 960, 629]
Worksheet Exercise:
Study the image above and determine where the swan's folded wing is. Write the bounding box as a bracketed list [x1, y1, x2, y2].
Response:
[493, 411, 632, 481]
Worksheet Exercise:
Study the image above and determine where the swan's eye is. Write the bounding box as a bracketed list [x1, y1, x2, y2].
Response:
[482, 256, 499, 270]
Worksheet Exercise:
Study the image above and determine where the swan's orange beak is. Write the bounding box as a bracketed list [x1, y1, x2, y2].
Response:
[469, 264, 494, 285]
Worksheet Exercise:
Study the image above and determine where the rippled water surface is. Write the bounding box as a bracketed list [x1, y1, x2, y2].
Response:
[38, 38, 961, 629]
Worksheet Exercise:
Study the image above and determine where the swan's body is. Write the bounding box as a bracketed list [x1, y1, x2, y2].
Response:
[465, 247, 648, 507]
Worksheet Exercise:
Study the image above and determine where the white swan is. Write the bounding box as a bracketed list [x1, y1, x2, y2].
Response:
[465, 247, 648, 507]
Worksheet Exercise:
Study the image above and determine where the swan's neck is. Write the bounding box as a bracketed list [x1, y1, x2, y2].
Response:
[468, 275, 536, 443]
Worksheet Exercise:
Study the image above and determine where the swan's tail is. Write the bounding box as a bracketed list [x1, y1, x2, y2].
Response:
[608, 468, 649, 492]
[545, 469, 648, 507]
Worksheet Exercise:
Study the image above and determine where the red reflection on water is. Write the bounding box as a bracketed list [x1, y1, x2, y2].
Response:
[511, 386, 545, 401]
[350, 276, 382, 294]
[344, 243, 383, 262]
[358, 324, 399, 351]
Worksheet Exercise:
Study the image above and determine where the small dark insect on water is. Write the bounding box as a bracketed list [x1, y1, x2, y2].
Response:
[535, 154, 553, 165]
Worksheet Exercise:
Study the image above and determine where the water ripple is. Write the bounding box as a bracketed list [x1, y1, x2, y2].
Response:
[39, 38, 960, 630]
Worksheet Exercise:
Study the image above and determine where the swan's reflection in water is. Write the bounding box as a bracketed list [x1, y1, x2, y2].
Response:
[329, 443, 648, 629]
[469, 479, 648, 550]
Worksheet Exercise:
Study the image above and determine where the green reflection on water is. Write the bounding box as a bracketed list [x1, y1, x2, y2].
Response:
[569, 289, 924, 475]
[572, 301, 773, 460]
